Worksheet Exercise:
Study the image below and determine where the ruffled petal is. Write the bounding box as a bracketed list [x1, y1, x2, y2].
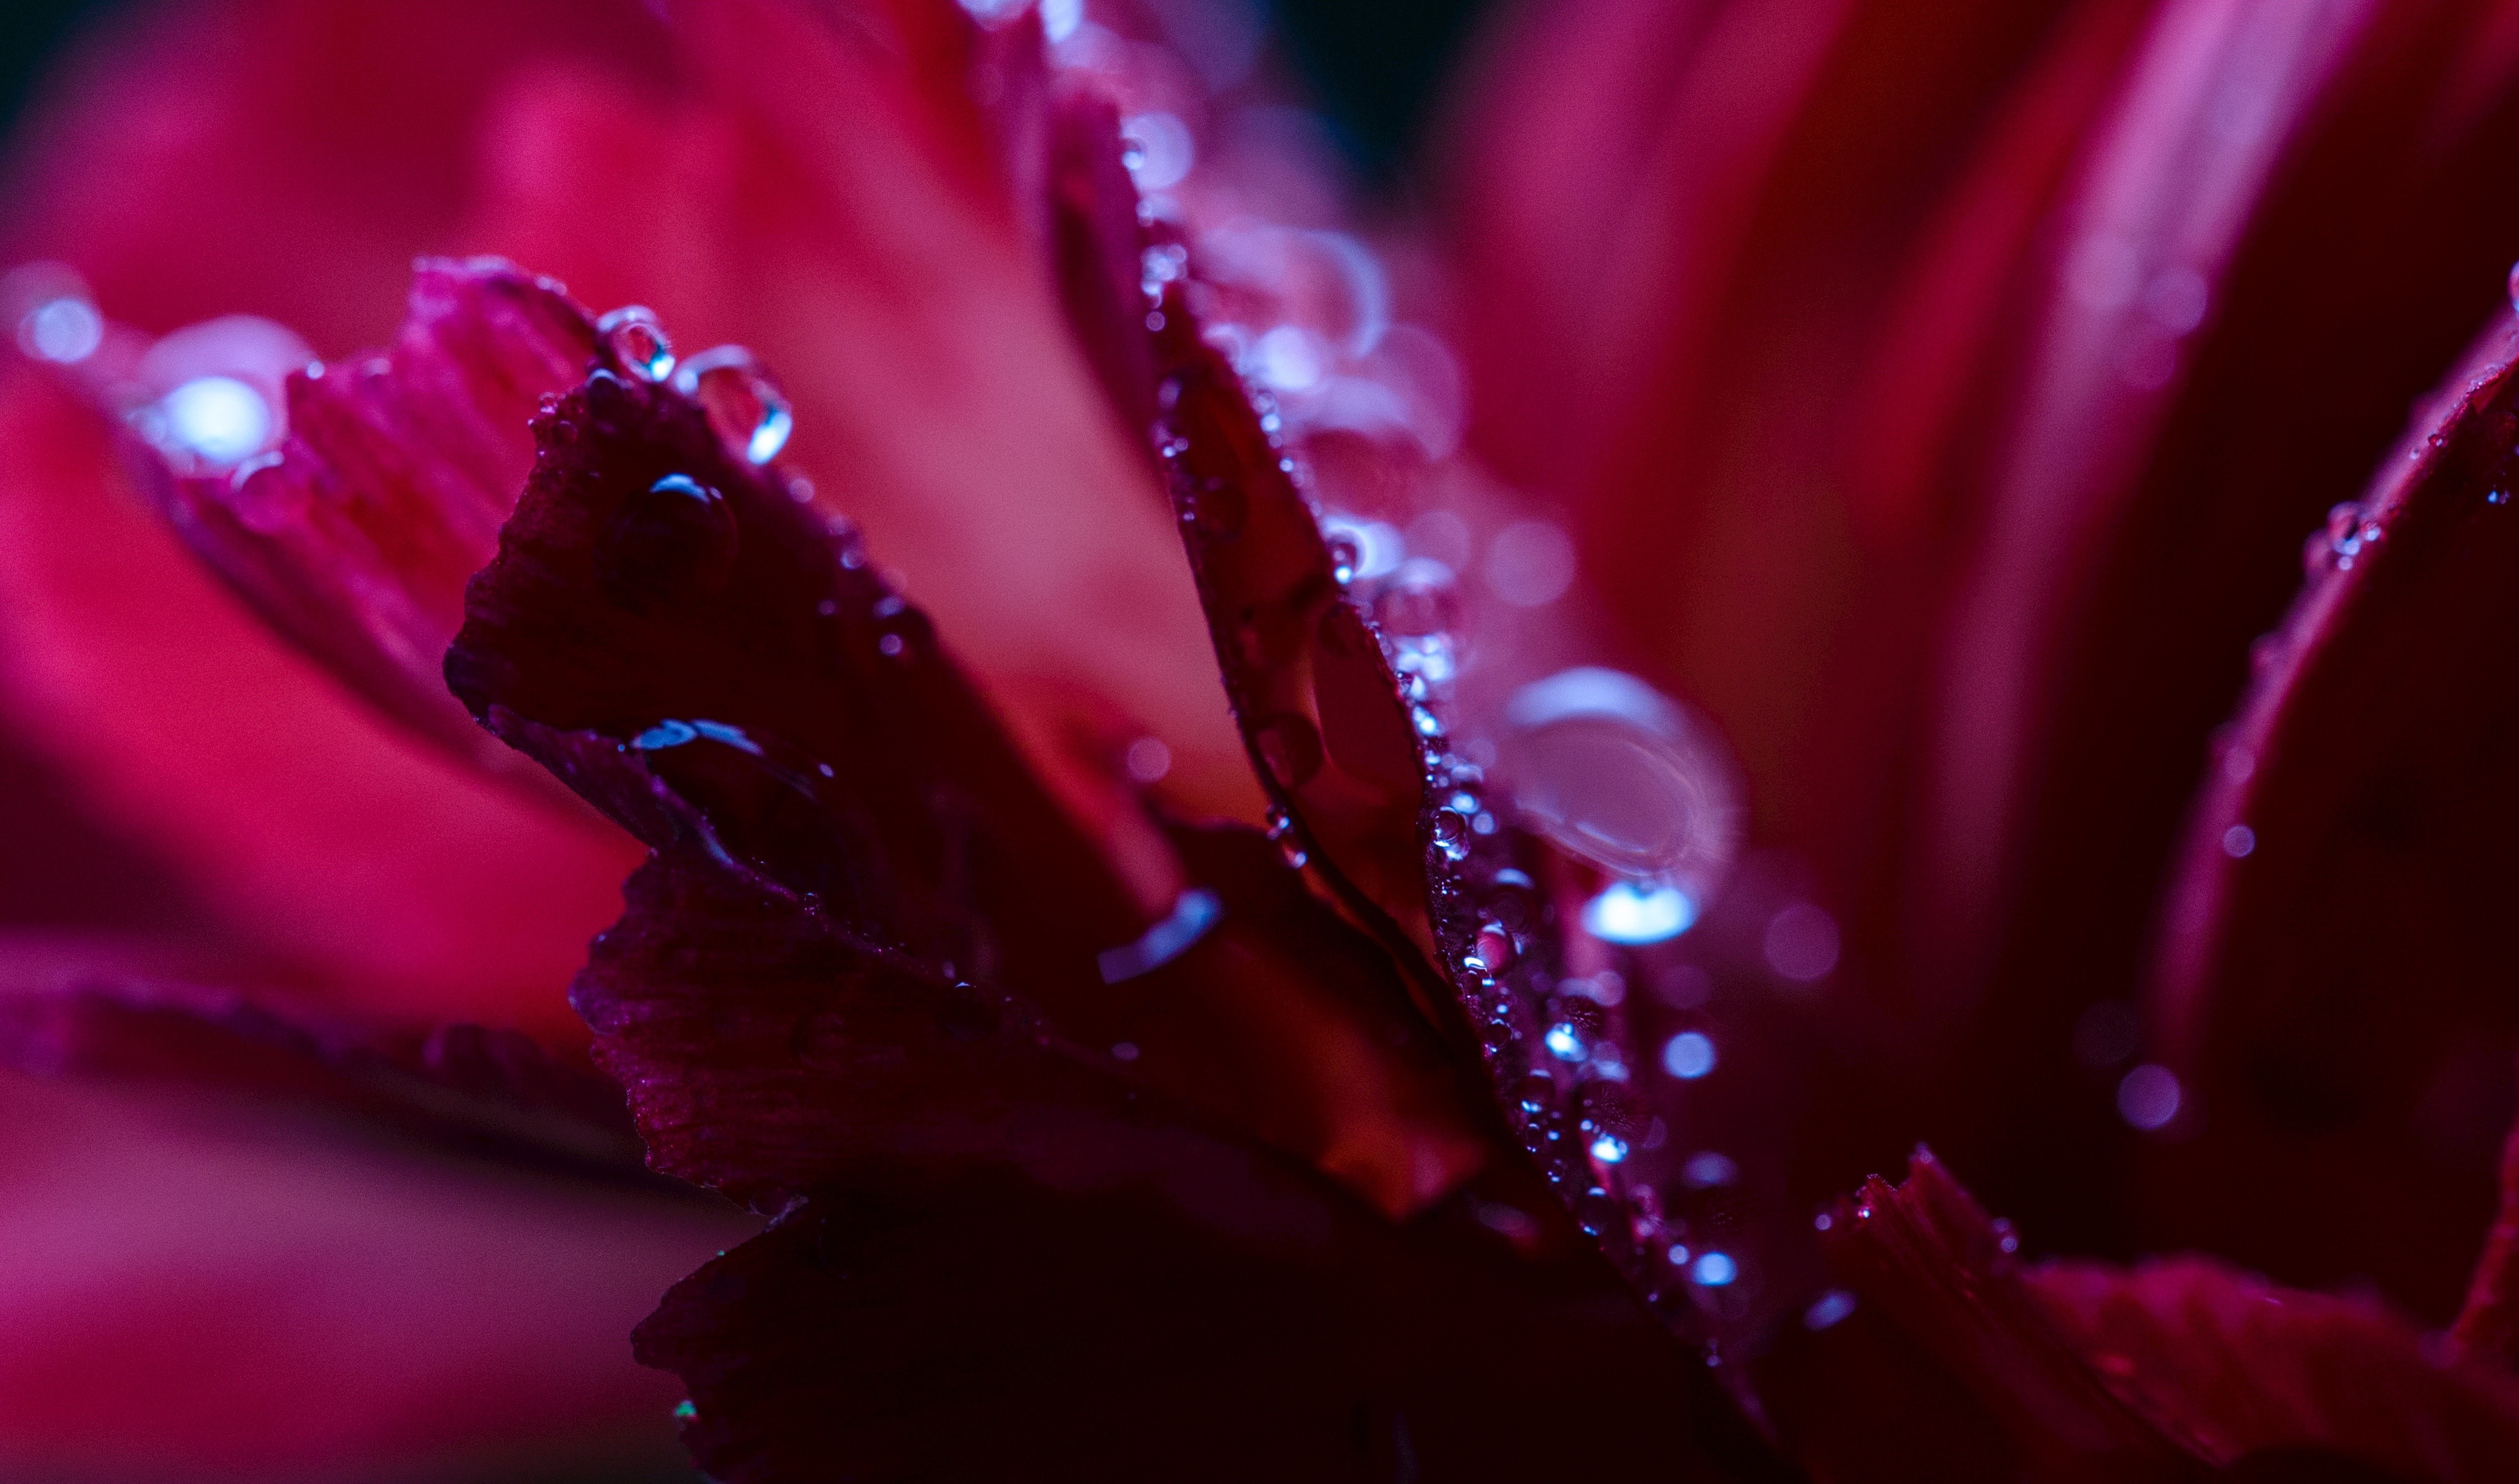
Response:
[449, 350, 1486, 1215]
[1809, 1151, 2519, 1481]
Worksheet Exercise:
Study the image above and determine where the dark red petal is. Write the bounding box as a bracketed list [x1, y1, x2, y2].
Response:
[1814, 1151, 2519, 1481]
[132, 257, 603, 784]
[1817, 1150, 2204, 1479]
[451, 356, 1487, 1215]
[2148, 307, 2519, 1316]
[1046, 85, 1158, 456]
[635, 1117, 1787, 1483]
[1146, 289, 1723, 1328]
[0, 971, 651, 1181]
[2456, 1106, 2519, 1365]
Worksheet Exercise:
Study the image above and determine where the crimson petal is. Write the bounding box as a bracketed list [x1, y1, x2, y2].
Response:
[133, 257, 612, 787]
[1816, 1151, 2519, 1481]
[2150, 304, 2519, 1316]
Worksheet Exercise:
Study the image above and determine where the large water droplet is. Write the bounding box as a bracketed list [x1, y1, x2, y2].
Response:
[597, 305, 674, 382]
[153, 375, 273, 468]
[1501, 668, 1738, 888]
[1372, 557, 1459, 638]
[676, 346, 792, 463]
[1251, 711, 1323, 788]
[598, 473, 739, 612]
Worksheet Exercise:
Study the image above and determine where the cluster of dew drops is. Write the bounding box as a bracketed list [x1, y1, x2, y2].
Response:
[1137, 233, 1753, 1342]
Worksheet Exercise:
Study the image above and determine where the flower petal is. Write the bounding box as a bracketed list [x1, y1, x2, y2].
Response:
[2148, 304, 2519, 1316]
[449, 353, 1486, 1215]
[634, 1102, 1784, 1482]
[1813, 1150, 2519, 1481]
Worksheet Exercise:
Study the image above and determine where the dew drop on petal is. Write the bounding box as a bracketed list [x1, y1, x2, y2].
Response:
[1123, 736, 1171, 784]
[1582, 879, 1695, 944]
[1680, 1151, 1737, 1189]
[676, 346, 792, 463]
[1544, 1023, 1587, 1062]
[1662, 1031, 1716, 1080]
[1590, 1133, 1628, 1164]
[2118, 1064, 2182, 1131]
[596, 305, 675, 382]
[157, 375, 272, 467]
[1763, 902, 1840, 982]
[1690, 1251, 1738, 1287]
[1503, 668, 1738, 886]
[2221, 823, 2256, 858]
[598, 473, 739, 612]
[1803, 1289, 1856, 1331]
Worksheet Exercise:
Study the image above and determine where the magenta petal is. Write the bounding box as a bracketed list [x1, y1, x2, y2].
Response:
[447, 366, 1144, 999]
[135, 257, 605, 784]
[2150, 306, 2519, 1316]
[2457, 1113, 2519, 1366]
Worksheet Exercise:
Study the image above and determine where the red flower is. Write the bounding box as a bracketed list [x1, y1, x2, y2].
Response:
[5, 0, 2519, 1478]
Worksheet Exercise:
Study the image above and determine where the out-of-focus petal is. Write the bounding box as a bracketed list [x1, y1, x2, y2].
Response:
[1813, 1151, 2519, 1481]
[124, 257, 605, 787]
[448, 353, 1486, 1215]
[0, 362, 640, 1039]
[2148, 306, 2519, 1316]
[2458, 1106, 2519, 1365]
[0, 962, 754, 1481]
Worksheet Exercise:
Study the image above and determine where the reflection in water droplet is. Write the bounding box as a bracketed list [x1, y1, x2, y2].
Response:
[1429, 809, 1470, 861]
[1662, 1031, 1716, 1080]
[1582, 880, 1696, 944]
[675, 346, 792, 463]
[2117, 1064, 2181, 1130]
[1503, 668, 1738, 888]
[1590, 1133, 1628, 1164]
[597, 305, 675, 382]
[1373, 558, 1459, 638]
[1544, 1023, 1587, 1062]
[1251, 712, 1323, 788]
[156, 375, 272, 467]
[598, 473, 739, 612]
[2221, 823, 2255, 858]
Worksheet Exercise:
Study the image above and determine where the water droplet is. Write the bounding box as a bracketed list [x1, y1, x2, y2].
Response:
[1690, 1251, 1738, 1287]
[1662, 1031, 1716, 1080]
[2118, 1063, 2182, 1131]
[597, 305, 675, 382]
[2492, 488, 2513, 507]
[2221, 823, 2256, 858]
[1428, 808, 1470, 861]
[153, 375, 273, 467]
[1990, 1218, 2020, 1256]
[1181, 478, 1249, 538]
[1590, 1133, 1628, 1164]
[1123, 736, 1171, 784]
[1252, 712, 1323, 788]
[676, 346, 792, 463]
[1264, 807, 1308, 868]
[18, 294, 100, 363]
[673, 1400, 699, 1421]
[1503, 668, 1739, 886]
[1474, 923, 1516, 973]
[1544, 1023, 1587, 1062]
[871, 594, 933, 660]
[1373, 558, 1459, 638]
[1582, 880, 1696, 944]
[598, 473, 739, 612]
[1764, 902, 1840, 982]
[2326, 501, 2366, 564]
[1681, 1151, 1738, 1188]
[1802, 1289, 1856, 1331]
[1325, 531, 1361, 584]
